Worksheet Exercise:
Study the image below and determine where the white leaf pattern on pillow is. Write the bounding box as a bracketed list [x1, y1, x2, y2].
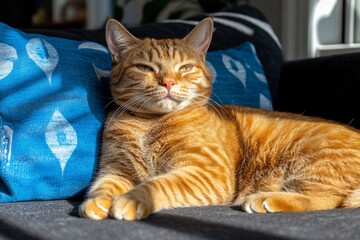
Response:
[0, 121, 13, 166]
[206, 60, 217, 83]
[78, 42, 109, 53]
[3, 125, 13, 166]
[26, 38, 59, 85]
[45, 110, 77, 177]
[78, 42, 111, 81]
[0, 43, 17, 81]
[93, 64, 111, 81]
[254, 71, 267, 83]
[222, 54, 246, 88]
[259, 93, 272, 110]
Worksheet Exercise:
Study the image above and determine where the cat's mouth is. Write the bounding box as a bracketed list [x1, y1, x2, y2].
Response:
[154, 90, 183, 104]
[149, 93, 186, 114]
[138, 88, 191, 114]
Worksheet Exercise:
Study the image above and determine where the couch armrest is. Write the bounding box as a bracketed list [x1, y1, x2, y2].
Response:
[278, 53, 360, 129]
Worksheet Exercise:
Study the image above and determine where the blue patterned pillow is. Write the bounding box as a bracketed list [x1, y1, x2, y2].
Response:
[0, 21, 272, 202]
[0, 22, 111, 202]
[208, 42, 272, 109]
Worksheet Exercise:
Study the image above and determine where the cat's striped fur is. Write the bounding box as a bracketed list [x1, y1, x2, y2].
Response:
[80, 17, 360, 220]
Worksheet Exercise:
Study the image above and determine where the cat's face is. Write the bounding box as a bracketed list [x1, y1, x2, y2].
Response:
[105, 18, 214, 115]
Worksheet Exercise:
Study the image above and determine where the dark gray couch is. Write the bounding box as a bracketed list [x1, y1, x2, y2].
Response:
[1, 200, 360, 240]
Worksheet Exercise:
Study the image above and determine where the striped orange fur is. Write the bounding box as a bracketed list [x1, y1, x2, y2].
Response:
[79, 18, 360, 221]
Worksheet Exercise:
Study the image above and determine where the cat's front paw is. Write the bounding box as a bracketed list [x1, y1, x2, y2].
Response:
[242, 192, 287, 214]
[242, 193, 269, 213]
[242, 192, 305, 213]
[111, 193, 152, 221]
[79, 196, 112, 220]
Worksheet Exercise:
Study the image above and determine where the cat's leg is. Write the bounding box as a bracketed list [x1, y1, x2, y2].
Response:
[109, 168, 232, 221]
[242, 191, 343, 213]
[79, 174, 134, 220]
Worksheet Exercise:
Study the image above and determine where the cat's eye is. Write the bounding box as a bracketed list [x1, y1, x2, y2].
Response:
[136, 64, 154, 72]
[179, 64, 193, 72]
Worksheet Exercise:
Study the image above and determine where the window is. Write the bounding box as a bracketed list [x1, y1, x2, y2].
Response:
[315, 0, 360, 57]
[281, 0, 360, 60]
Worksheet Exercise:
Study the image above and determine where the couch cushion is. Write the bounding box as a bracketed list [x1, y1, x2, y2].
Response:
[280, 54, 360, 129]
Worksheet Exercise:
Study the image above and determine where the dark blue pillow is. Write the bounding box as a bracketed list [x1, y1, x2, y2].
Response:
[208, 42, 272, 109]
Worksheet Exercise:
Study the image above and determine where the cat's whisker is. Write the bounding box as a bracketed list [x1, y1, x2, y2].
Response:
[118, 96, 145, 113]
[190, 100, 215, 121]
[103, 96, 122, 111]
[135, 96, 154, 113]
[107, 106, 124, 125]
[107, 96, 146, 125]
[192, 93, 233, 121]
[209, 92, 225, 105]
[103, 88, 146, 111]
[108, 89, 145, 109]
[205, 97, 233, 121]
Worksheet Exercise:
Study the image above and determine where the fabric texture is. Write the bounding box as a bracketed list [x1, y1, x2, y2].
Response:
[0, 200, 360, 240]
[0, 22, 112, 202]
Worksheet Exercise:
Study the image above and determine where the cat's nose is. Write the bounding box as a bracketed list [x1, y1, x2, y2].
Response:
[162, 78, 176, 91]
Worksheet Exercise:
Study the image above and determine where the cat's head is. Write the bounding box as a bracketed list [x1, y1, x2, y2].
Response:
[105, 17, 214, 115]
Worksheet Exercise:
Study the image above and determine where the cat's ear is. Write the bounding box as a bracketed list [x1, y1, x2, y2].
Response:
[184, 17, 214, 55]
[105, 19, 139, 63]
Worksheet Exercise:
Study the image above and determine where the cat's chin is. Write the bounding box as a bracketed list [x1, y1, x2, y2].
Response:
[152, 97, 186, 114]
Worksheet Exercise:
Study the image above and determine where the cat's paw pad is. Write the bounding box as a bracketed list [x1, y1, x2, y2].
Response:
[79, 196, 112, 220]
[111, 194, 151, 221]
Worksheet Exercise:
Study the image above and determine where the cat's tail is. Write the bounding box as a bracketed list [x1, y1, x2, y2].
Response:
[342, 188, 360, 208]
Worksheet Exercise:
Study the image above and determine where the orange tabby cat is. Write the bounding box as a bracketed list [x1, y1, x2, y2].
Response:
[79, 17, 360, 221]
